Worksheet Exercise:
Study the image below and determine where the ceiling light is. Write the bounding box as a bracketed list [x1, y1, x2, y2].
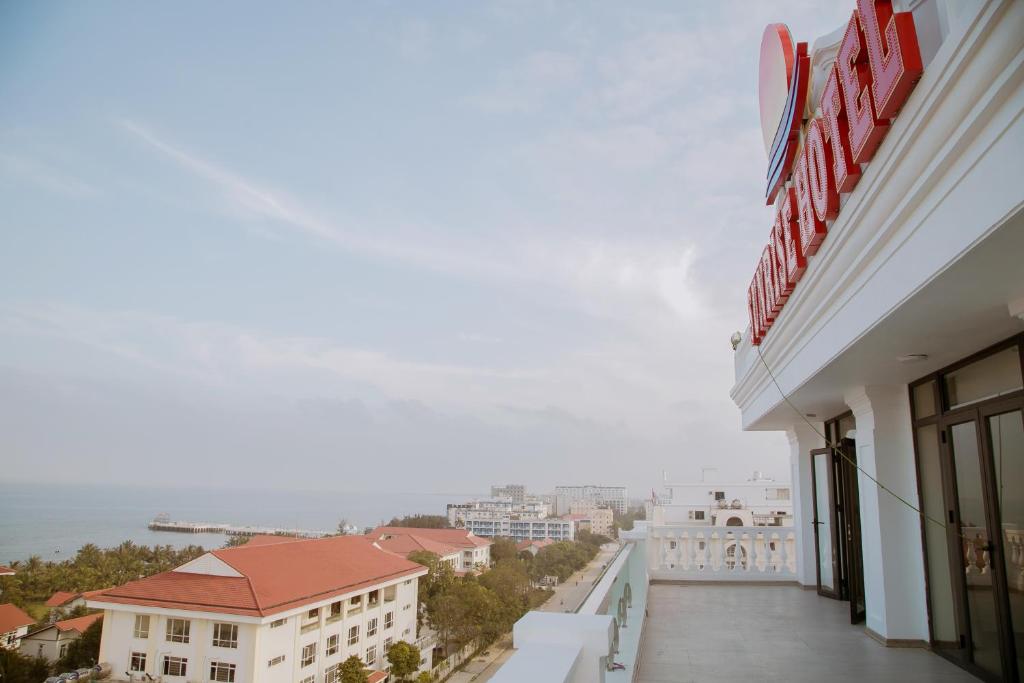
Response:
[897, 354, 929, 363]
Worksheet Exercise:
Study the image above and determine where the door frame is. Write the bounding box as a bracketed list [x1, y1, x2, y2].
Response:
[810, 447, 840, 600]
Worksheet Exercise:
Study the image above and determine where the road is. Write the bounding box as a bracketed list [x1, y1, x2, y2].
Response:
[451, 542, 622, 683]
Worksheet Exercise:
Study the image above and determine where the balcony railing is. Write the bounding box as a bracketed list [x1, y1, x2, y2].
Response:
[648, 525, 797, 580]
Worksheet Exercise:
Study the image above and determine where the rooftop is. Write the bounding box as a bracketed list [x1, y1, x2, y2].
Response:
[368, 526, 492, 549]
[88, 535, 426, 618]
[635, 584, 976, 682]
[27, 612, 103, 637]
[0, 603, 34, 633]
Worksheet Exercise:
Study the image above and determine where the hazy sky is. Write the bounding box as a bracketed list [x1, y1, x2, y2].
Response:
[0, 1, 853, 496]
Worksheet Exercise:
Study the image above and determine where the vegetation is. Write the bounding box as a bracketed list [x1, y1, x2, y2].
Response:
[0, 541, 207, 610]
[385, 514, 451, 528]
[222, 535, 250, 548]
[416, 672, 434, 683]
[488, 537, 520, 563]
[613, 506, 646, 534]
[339, 654, 370, 683]
[55, 616, 102, 671]
[0, 649, 51, 683]
[576, 530, 613, 547]
[529, 540, 599, 583]
[385, 640, 421, 681]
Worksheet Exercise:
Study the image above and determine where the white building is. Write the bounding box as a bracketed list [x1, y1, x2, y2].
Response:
[554, 485, 628, 514]
[731, 1, 1024, 679]
[365, 527, 492, 574]
[87, 535, 427, 683]
[0, 603, 34, 650]
[567, 501, 615, 537]
[490, 484, 526, 502]
[448, 500, 574, 542]
[649, 473, 793, 528]
[20, 613, 103, 663]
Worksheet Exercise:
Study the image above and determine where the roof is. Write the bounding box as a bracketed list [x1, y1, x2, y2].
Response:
[367, 672, 388, 683]
[373, 534, 461, 558]
[26, 613, 104, 639]
[88, 535, 426, 618]
[368, 527, 492, 549]
[45, 591, 80, 607]
[516, 538, 556, 551]
[0, 565, 14, 576]
[0, 603, 34, 633]
[243, 534, 303, 547]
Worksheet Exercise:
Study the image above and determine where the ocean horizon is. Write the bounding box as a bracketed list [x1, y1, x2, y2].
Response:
[0, 479, 479, 565]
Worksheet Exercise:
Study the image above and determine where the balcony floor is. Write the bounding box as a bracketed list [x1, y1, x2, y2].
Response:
[635, 584, 977, 683]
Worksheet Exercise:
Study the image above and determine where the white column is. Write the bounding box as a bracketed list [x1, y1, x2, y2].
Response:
[786, 422, 825, 587]
[844, 385, 929, 641]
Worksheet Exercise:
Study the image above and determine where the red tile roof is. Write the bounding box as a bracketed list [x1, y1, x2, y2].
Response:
[88, 535, 426, 618]
[367, 672, 388, 683]
[369, 527, 491, 549]
[243, 534, 303, 547]
[54, 612, 103, 634]
[0, 603, 34, 633]
[0, 565, 14, 576]
[516, 538, 556, 551]
[371, 534, 461, 558]
[45, 591, 80, 608]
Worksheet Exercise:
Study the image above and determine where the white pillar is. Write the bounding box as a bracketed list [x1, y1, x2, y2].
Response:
[844, 385, 929, 641]
[786, 422, 825, 587]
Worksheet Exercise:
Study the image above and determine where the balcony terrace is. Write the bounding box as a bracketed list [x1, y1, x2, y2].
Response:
[635, 583, 975, 683]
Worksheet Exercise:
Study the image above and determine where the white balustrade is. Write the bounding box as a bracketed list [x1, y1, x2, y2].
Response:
[649, 525, 797, 581]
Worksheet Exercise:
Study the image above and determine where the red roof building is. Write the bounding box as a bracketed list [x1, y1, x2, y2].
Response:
[0, 603, 34, 649]
[19, 613, 103, 662]
[366, 527, 492, 575]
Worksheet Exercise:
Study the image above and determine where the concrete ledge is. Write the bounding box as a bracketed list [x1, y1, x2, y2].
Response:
[865, 626, 929, 648]
[650, 579, 802, 587]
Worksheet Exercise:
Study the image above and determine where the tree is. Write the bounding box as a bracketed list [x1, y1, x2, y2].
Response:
[56, 616, 103, 670]
[488, 537, 519, 564]
[336, 518, 350, 535]
[425, 579, 505, 650]
[0, 648, 51, 683]
[386, 640, 421, 681]
[339, 655, 369, 683]
[223, 535, 249, 548]
[416, 672, 434, 683]
[386, 514, 451, 528]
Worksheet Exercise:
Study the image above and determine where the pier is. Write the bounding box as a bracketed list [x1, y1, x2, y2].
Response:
[148, 514, 332, 538]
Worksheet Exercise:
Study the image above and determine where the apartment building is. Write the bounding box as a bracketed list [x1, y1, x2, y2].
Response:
[489, 484, 526, 502]
[447, 500, 574, 542]
[366, 527, 491, 574]
[567, 501, 615, 537]
[20, 613, 103, 663]
[87, 535, 427, 683]
[554, 485, 628, 514]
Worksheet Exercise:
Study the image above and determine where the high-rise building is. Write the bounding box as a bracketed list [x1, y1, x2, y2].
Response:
[489, 484, 526, 502]
[554, 485, 628, 514]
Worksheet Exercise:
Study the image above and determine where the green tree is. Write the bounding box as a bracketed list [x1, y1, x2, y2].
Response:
[339, 654, 369, 683]
[56, 617, 103, 670]
[386, 514, 451, 528]
[336, 518, 350, 535]
[385, 640, 421, 681]
[425, 579, 505, 650]
[0, 648, 52, 683]
[488, 537, 519, 564]
[416, 672, 434, 683]
[222, 535, 249, 548]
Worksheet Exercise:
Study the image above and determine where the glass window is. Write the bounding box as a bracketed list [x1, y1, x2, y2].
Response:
[133, 614, 150, 639]
[348, 625, 359, 645]
[945, 346, 1022, 410]
[130, 652, 146, 672]
[210, 662, 236, 682]
[212, 623, 238, 648]
[165, 618, 190, 643]
[384, 611, 393, 630]
[325, 664, 340, 683]
[300, 642, 316, 667]
[912, 380, 937, 419]
[162, 656, 187, 677]
[267, 655, 285, 667]
[270, 618, 286, 628]
[366, 645, 377, 666]
[326, 634, 339, 656]
[329, 601, 342, 618]
[367, 618, 377, 637]
[916, 424, 957, 644]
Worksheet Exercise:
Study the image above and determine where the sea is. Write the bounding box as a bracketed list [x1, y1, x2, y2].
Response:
[0, 480, 479, 565]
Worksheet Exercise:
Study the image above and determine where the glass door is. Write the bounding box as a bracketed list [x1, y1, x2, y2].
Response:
[837, 438, 866, 624]
[811, 447, 839, 599]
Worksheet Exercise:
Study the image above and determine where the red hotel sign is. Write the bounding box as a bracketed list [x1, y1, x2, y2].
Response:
[748, 0, 923, 345]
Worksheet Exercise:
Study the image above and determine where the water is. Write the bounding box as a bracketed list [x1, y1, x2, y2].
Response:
[0, 480, 478, 565]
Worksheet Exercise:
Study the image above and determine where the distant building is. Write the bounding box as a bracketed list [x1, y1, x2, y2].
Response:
[649, 473, 793, 528]
[20, 612, 103, 663]
[515, 539, 556, 556]
[0, 603, 34, 650]
[447, 499, 574, 542]
[489, 484, 526, 502]
[88, 535, 428, 683]
[568, 501, 615, 537]
[0, 566, 14, 577]
[365, 527, 492, 574]
[554, 485, 628, 514]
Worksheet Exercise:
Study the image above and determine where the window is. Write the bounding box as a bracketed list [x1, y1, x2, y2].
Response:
[300, 677, 315, 683]
[713, 491, 725, 501]
[166, 618, 190, 643]
[384, 611, 394, 630]
[267, 655, 285, 667]
[326, 634, 339, 656]
[130, 652, 146, 672]
[348, 625, 359, 646]
[766, 488, 790, 501]
[368, 589, 379, 606]
[162, 656, 187, 677]
[669, 541, 677, 549]
[59, 642, 68, 658]
[325, 664, 340, 683]
[367, 618, 378, 637]
[307, 607, 319, 619]
[349, 595, 361, 606]
[301, 642, 316, 667]
[270, 618, 286, 628]
[366, 645, 377, 666]
[212, 622, 238, 648]
[209, 662, 236, 682]
[133, 614, 150, 639]
[384, 637, 393, 652]
[329, 601, 342, 620]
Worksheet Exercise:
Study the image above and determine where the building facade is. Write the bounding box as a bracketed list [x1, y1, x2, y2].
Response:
[87, 536, 427, 683]
[567, 501, 615, 537]
[447, 500, 574, 542]
[20, 613, 103, 663]
[731, 1, 1024, 679]
[490, 484, 526, 502]
[554, 485, 628, 514]
[0, 603, 34, 651]
[366, 527, 492, 573]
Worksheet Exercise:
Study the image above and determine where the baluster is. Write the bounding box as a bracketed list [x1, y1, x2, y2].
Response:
[681, 532, 691, 571]
[710, 531, 722, 572]
[741, 531, 752, 572]
[785, 532, 797, 574]
[696, 532, 707, 572]
[755, 532, 767, 573]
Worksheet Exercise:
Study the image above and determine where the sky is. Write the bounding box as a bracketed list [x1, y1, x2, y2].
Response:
[0, 1, 855, 497]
